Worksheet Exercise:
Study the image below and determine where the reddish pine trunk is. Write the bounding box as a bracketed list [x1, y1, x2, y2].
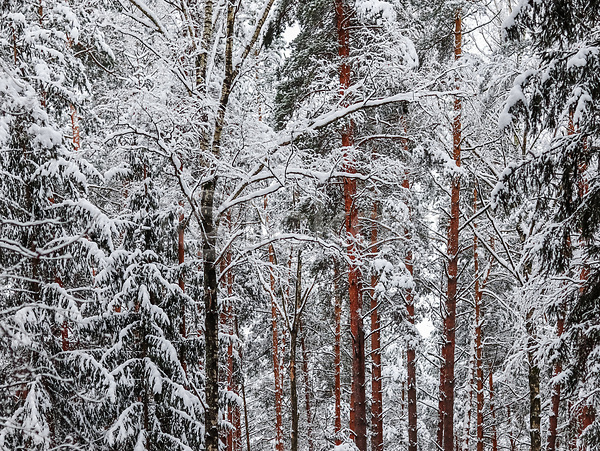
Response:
[440, 10, 462, 451]
[334, 0, 366, 448]
[370, 200, 383, 451]
[334, 260, 343, 445]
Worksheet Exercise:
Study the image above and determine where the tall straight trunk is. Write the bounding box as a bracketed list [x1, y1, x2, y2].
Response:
[334, 260, 343, 446]
[300, 321, 314, 451]
[401, 119, 418, 451]
[489, 370, 498, 451]
[204, 4, 236, 449]
[526, 308, 541, 451]
[473, 188, 484, 451]
[178, 208, 187, 376]
[290, 251, 302, 451]
[270, 245, 284, 450]
[370, 199, 383, 451]
[235, 315, 252, 451]
[225, 249, 235, 451]
[202, 177, 220, 451]
[334, 1, 366, 448]
[269, 242, 284, 451]
[441, 9, 462, 451]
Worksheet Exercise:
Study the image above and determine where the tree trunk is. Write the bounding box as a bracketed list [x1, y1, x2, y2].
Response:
[269, 241, 284, 451]
[370, 199, 383, 451]
[178, 208, 187, 376]
[290, 324, 298, 451]
[202, 177, 220, 451]
[300, 321, 314, 451]
[401, 119, 418, 451]
[526, 308, 541, 451]
[334, 259, 343, 446]
[290, 251, 302, 451]
[473, 188, 484, 451]
[334, 1, 366, 448]
[441, 9, 462, 451]
[203, 4, 236, 449]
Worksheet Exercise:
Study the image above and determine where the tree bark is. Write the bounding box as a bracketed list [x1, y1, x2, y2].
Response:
[269, 240, 284, 451]
[334, 259, 343, 446]
[178, 207, 187, 376]
[300, 321, 314, 451]
[202, 177, 220, 451]
[370, 198, 383, 451]
[526, 308, 541, 451]
[334, 1, 366, 448]
[290, 251, 302, 451]
[441, 9, 462, 451]
[473, 188, 484, 451]
[401, 119, 418, 451]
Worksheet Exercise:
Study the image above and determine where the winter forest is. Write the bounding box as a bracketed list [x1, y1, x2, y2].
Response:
[1, 0, 600, 450]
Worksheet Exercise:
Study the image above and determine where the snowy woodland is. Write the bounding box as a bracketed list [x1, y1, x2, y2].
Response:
[1, 0, 599, 450]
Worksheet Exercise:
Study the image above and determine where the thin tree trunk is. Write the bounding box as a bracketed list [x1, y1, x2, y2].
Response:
[202, 176, 220, 451]
[235, 315, 252, 451]
[401, 119, 418, 451]
[334, 259, 343, 446]
[269, 240, 284, 451]
[441, 9, 462, 451]
[290, 251, 302, 451]
[370, 198, 383, 451]
[300, 321, 314, 451]
[204, 4, 236, 449]
[473, 188, 484, 451]
[178, 207, 187, 376]
[334, 1, 366, 448]
[526, 308, 541, 451]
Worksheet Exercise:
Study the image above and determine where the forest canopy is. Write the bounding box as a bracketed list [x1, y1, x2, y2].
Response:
[0, 0, 599, 450]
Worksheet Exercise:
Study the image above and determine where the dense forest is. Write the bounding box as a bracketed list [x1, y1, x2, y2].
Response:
[1, 0, 599, 450]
